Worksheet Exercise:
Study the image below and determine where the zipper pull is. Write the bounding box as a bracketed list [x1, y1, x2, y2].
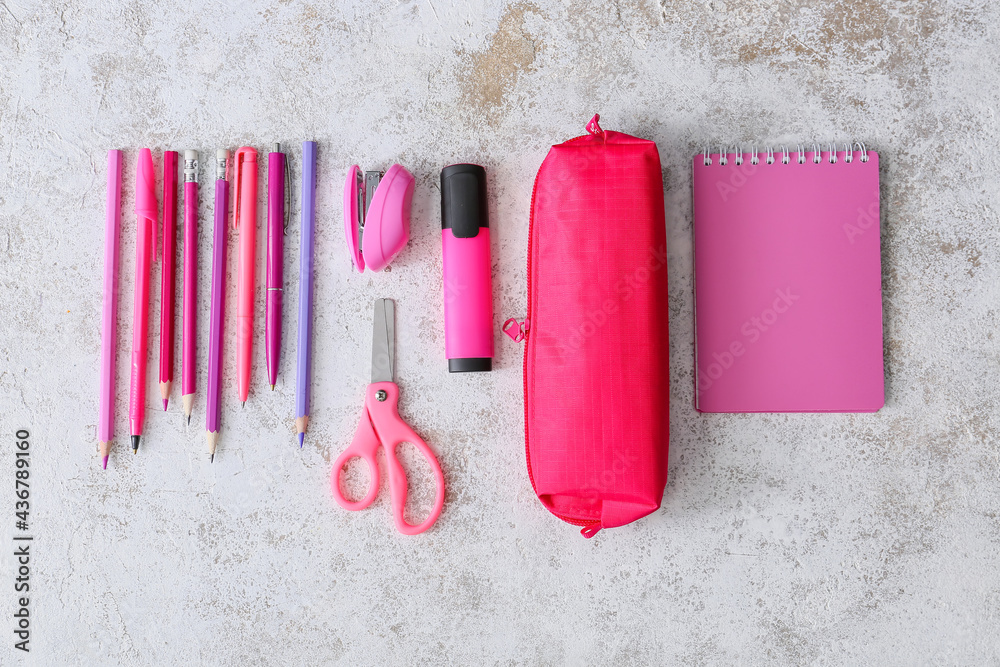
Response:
[502, 317, 530, 343]
[581, 524, 601, 538]
[585, 114, 605, 140]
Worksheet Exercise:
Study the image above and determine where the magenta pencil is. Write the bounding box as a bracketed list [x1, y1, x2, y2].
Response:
[158, 151, 178, 411]
[98, 149, 123, 469]
[181, 151, 198, 423]
[206, 150, 229, 461]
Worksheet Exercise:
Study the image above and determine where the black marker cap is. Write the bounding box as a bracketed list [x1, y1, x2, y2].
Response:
[448, 357, 492, 373]
[441, 164, 488, 238]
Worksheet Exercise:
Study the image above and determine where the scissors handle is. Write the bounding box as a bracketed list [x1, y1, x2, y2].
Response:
[372, 383, 445, 535]
[347, 382, 445, 535]
[331, 400, 382, 511]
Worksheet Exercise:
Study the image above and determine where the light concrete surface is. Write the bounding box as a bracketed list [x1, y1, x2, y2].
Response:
[0, 0, 998, 664]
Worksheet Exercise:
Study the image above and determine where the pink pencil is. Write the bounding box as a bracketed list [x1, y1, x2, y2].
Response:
[181, 151, 198, 423]
[98, 150, 123, 469]
[129, 148, 158, 453]
[158, 151, 178, 411]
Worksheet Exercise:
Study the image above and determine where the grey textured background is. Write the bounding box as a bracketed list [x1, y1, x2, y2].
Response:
[1, 0, 998, 664]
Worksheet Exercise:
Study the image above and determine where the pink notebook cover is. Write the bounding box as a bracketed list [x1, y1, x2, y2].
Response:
[692, 148, 884, 412]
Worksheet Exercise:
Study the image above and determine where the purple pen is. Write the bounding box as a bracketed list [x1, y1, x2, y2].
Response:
[206, 149, 229, 461]
[295, 142, 316, 446]
[266, 144, 287, 390]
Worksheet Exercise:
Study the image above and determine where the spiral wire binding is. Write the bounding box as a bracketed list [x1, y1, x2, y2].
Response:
[855, 142, 869, 162]
[701, 143, 870, 166]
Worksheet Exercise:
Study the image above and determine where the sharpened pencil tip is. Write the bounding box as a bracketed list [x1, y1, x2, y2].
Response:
[102, 455, 108, 470]
[210, 453, 215, 463]
[187, 415, 191, 425]
[131, 435, 140, 453]
[298, 432, 304, 448]
[163, 399, 168, 411]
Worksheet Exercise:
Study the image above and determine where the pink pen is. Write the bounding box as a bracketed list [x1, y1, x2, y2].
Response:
[265, 144, 287, 390]
[440, 164, 493, 372]
[158, 151, 178, 411]
[130, 148, 158, 453]
[233, 147, 258, 406]
[181, 151, 198, 424]
[98, 149, 123, 469]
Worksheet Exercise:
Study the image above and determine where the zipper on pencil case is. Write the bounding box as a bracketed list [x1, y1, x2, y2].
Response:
[514, 160, 602, 539]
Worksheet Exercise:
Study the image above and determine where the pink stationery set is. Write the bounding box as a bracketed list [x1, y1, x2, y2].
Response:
[96, 125, 886, 540]
[692, 145, 884, 413]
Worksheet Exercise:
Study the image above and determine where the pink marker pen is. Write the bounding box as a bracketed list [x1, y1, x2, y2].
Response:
[441, 164, 493, 372]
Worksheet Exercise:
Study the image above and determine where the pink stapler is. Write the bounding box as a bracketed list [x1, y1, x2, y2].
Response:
[344, 164, 415, 272]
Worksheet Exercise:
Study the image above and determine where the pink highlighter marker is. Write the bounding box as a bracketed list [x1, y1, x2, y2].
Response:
[441, 164, 493, 372]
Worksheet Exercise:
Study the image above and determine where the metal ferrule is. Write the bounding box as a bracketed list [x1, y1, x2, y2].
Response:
[184, 151, 198, 183]
[216, 149, 229, 181]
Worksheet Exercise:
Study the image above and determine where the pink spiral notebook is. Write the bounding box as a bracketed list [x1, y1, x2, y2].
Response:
[692, 146, 884, 413]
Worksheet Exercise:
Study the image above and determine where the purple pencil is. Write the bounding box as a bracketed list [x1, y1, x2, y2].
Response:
[206, 149, 229, 461]
[295, 142, 316, 446]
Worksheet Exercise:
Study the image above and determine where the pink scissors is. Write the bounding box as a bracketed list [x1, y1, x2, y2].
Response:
[331, 298, 445, 535]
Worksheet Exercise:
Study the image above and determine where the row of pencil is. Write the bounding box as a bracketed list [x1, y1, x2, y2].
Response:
[97, 142, 317, 469]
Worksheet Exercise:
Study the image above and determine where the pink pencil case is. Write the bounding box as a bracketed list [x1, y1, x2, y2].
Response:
[510, 115, 670, 537]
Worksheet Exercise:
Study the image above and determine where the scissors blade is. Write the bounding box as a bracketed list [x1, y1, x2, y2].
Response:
[370, 298, 395, 383]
